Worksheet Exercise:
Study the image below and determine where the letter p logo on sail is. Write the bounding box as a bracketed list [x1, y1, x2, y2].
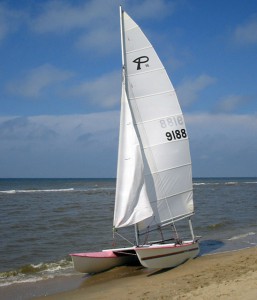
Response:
[133, 56, 149, 70]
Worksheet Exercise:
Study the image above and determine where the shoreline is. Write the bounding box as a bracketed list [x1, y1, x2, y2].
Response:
[2, 246, 257, 299]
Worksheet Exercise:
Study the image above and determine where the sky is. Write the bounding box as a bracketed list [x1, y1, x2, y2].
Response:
[0, 0, 257, 178]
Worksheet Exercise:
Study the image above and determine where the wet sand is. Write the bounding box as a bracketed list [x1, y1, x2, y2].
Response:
[32, 246, 257, 300]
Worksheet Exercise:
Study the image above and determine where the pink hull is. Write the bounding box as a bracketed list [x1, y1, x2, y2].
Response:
[70, 250, 136, 273]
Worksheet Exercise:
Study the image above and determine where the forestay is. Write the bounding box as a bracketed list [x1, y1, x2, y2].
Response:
[113, 10, 194, 231]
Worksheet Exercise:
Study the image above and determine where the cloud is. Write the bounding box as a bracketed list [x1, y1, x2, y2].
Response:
[186, 113, 257, 177]
[29, 0, 116, 34]
[7, 64, 74, 98]
[233, 15, 257, 45]
[177, 74, 216, 107]
[0, 117, 57, 140]
[0, 3, 26, 42]
[29, 0, 176, 34]
[1, 111, 257, 178]
[75, 26, 119, 55]
[128, 0, 177, 20]
[70, 71, 121, 108]
[28, 0, 177, 57]
[0, 111, 120, 177]
[214, 94, 250, 113]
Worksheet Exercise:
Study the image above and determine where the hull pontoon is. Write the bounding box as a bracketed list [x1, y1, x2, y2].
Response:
[135, 240, 199, 269]
[70, 249, 137, 273]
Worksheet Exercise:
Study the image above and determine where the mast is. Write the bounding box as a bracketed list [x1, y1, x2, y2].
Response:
[119, 6, 140, 246]
[119, 6, 125, 69]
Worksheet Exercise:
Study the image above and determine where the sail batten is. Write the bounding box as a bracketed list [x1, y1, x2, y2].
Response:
[129, 89, 175, 100]
[135, 114, 186, 127]
[114, 9, 194, 230]
[142, 163, 192, 176]
[127, 67, 165, 77]
[149, 188, 194, 203]
[126, 46, 152, 54]
[141, 138, 189, 149]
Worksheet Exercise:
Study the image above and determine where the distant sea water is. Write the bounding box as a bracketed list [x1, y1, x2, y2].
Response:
[1, 177, 257, 289]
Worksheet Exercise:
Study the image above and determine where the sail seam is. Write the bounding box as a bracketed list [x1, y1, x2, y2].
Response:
[147, 188, 193, 205]
[134, 113, 183, 125]
[130, 89, 175, 100]
[126, 46, 152, 54]
[127, 67, 165, 77]
[144, 163, 191, 176]
[159, 213, 194, 227]
[141, 137, 189, 150]
[125, 25, 138, 31]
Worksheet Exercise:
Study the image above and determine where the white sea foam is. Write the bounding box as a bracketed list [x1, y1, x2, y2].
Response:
[227, 232, 255, 241]
[0, 188, 74, 194]
[0, 260, 74, 287]
[0, 190, 16, 194]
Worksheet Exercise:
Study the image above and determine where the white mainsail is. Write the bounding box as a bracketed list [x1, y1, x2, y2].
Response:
[114, 9, 194, 231]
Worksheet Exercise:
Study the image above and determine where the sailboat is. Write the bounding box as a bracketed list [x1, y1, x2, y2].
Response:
[70, 7, 199, 273]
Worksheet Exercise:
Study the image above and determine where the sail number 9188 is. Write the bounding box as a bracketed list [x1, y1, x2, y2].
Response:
[166, 129, 187, 141]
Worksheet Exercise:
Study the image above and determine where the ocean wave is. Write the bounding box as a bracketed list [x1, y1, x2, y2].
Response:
[0, 190, 16, 194]
[0, 187, 116, 195]
[0, 188, 74, 194]
[0, 259, 74, 287]
[224, 182, 238, 185]
[207, 222, 228, 230]
[193, 182, 220, 186]
[227, 232, 256, 241]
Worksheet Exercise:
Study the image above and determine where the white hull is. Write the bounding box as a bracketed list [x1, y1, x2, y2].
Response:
[70, 249, 137, 274]
[135, 240, 199, 269]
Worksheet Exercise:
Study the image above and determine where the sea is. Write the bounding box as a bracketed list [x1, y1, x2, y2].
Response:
[1, 177, 257, 297]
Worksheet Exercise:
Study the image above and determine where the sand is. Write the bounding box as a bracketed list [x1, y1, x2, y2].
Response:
[33, 246, 257, 300]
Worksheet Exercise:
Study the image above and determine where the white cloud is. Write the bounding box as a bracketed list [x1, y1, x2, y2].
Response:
[186, 113, 257, 177]
[7, 64, 74, 98]
[28, 0, 177, 57]
[214, 94, 249, 113]
[29, 0, 116, 34]
[0, 111, 120, 177]
[28, 0, 119, 57]
[0, 3, 26, 41]
[1, 111, 257, 177]
[29, 0, 176, 34]
[70, 71, 121, 108]
[233, 15, 257, 45]
[0, 111, 119, 142]
[128, 0, 176, 20]
[177, 74, 216, 107]
[76, 26, 119, 55]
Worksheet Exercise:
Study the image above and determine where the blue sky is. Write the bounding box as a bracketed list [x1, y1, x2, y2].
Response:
[0, 0, 257, 178]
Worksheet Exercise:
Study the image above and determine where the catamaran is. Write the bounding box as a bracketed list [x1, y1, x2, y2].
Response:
[70, 7, 199, 273]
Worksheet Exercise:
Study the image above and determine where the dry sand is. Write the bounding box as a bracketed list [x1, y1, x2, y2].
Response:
[35, 246, 257, 299]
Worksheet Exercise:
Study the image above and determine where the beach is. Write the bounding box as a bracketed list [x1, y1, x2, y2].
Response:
[31, 246, 257, 300]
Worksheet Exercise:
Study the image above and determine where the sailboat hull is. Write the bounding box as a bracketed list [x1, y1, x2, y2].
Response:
[70, 249, 138, 274]
[135, 240, 199, 269]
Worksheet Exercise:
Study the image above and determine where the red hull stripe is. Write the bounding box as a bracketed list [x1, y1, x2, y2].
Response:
[140, 247, 199, 261]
